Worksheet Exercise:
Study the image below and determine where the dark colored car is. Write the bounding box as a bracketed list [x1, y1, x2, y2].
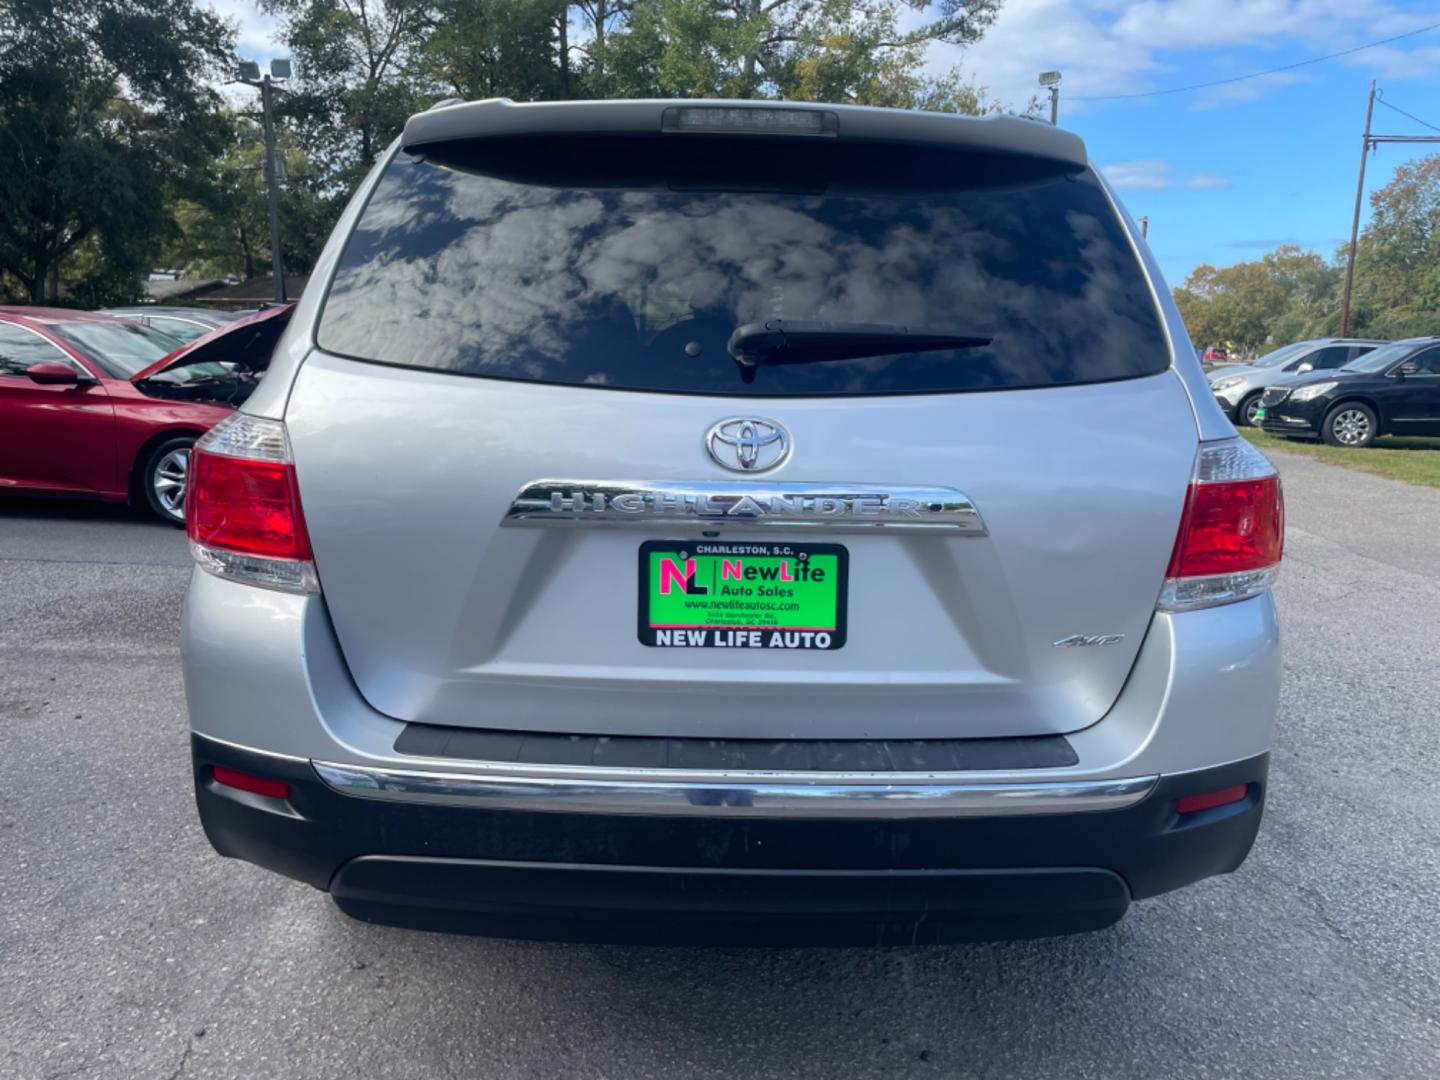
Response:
[0, 306, 288, 523]
[99, 305, 244, 343]
[1257, 336, 1440, 446]
[1209, 338, 1382, 426]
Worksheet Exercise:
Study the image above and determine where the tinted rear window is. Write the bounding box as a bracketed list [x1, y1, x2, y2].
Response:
[318, 136, 1168, 397]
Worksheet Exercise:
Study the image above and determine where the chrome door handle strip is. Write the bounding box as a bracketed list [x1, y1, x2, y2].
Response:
[313, 761, 1154, 818]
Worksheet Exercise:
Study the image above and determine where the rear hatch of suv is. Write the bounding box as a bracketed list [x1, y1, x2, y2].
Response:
[283, 100, 1198, 740]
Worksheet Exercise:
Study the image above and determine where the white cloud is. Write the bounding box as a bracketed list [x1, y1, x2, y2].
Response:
[1111, 0, 1436, 50]
[204, 0, 284, 59]
[1342, 44, 1440, 80]
[1185, 171, 1232, 189]
[1103, 159, 1174, 189]
[927, 0, 1161, 113]
[934, 1, 1439, 115]
[1101, 161, 1233, 190]
[1189, 70, 1309, 110]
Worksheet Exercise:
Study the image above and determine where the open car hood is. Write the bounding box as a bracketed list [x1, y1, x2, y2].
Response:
[130, 304, 292, 382]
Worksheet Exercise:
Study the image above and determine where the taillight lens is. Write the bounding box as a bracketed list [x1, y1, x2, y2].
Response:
[186, 414, 318, 594]
[1159, 438, 1283, 612]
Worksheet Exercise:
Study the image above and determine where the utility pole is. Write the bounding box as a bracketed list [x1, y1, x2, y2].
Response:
[1039, 71, 1062, 125]
[1140, 215, 1149, 239]
[260, 75, 285, 304]
[1338, 81, 1440, 336]
[237, 59, 291, 305]
[1339, 81, 1376, 338]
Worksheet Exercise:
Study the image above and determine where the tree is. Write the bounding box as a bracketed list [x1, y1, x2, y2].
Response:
[1173, 257, 1300, 353]
[423, 0, 568, 100]
[602, 0, 1004, 110]
[163, 115, 336, 281]
[1173, 154, 1440, 349]
[1350, 154, 1440, 339]
[261, 0, 435, 186]
[0, 0, 233, 302]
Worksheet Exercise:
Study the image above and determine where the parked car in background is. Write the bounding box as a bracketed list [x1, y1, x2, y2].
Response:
[1201, 346, 1229, 363]
[0, 306, 288, 523]
[1210, 338, 1383, 426]
[1257, 336, 1440, 446]
[184, 98, 1283, 946]
[99, 305, 242, 343]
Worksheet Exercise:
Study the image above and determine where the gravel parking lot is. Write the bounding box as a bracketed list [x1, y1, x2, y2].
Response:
[3, 450, 1439, 1080]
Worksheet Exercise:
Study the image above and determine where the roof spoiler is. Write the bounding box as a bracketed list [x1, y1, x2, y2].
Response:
[401, 98, 1089, 169]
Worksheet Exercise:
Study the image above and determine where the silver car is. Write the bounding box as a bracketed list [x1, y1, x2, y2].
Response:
[1209, 338, 1382, 426]
[182, 99, 1284, 945]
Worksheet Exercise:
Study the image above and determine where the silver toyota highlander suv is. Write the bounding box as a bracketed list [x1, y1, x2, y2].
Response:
[182, 99, 1284, 945]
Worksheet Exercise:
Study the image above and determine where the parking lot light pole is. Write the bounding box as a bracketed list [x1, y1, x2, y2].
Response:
[237, 59, 291, 305]
[1039, 71, 1062, 125]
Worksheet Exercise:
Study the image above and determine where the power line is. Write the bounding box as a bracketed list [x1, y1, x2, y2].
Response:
[1375, 95, 1440, 134]
[1069, 22, 1440, 102]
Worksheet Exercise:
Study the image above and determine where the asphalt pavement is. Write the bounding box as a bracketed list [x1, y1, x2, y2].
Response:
[2, 450, 1439, 1079]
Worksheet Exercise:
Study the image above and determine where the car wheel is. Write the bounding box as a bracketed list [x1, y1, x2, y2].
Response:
[141, 436, 195, 525]
[1321, 403, 1377, 449]
[1238, 392, 1264, 427]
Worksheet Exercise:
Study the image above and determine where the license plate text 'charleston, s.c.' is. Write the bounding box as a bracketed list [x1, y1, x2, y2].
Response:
[638, 541, 849, 649]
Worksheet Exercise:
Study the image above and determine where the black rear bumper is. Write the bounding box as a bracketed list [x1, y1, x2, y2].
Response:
[192, 734, 1267, 945]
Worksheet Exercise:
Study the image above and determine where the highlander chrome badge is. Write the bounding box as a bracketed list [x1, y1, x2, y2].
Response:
[705, 417, 790, 473]
[502, 481, 987, 534]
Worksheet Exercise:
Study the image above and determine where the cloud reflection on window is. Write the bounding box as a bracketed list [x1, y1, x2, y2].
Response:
[318, 155, 1167, 397]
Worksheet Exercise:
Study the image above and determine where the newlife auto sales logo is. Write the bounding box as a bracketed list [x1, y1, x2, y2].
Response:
[638, 541, 849, 650]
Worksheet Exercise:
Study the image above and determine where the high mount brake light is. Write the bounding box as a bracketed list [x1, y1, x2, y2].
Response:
[186, 414, 319, 594]
[1158, 438, 1283, 612]
[661, 105, 839, 137]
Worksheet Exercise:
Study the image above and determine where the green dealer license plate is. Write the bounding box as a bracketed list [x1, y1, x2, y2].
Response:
[638, 540, 848, 650]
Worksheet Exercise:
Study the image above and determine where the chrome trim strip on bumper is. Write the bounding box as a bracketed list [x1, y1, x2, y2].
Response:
[501, 480, 988, 534]
[312, 761, 1156, 818]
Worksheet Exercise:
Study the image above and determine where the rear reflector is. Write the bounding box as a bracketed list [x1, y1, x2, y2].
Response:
[186, 414, 318, 594]
[1175, 784, 1248, 814]
[1159, 438, 1283, 612]
[212, 766, 291, 800]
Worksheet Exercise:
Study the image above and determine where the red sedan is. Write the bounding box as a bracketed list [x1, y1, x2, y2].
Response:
[0, 306, 288, 524]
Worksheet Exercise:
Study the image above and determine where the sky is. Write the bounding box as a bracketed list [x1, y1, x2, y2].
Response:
[209, 0, 1440, 289]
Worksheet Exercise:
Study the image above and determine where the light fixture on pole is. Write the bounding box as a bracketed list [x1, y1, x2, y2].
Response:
[235, 59, 292, 305]
[1038, 71, 1062, 125]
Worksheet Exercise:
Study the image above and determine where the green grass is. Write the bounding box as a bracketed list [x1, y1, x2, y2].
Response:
[1242, 429, 1440, 489]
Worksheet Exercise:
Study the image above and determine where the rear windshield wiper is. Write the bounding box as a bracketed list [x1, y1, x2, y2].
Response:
[727, 320, 993, 370]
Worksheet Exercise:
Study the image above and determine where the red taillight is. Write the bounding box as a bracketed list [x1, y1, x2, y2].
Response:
[187, 452, 312, 560]
[1176, 784, 1248, 814]
[1159, 439, 1284, 611]
[1166, 474, 1284, 578]
[212, 766, 291, 800]
[186, 415, 318, 594]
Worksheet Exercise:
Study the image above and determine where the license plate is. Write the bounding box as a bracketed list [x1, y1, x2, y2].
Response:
[638, 540, 847, 649]
[1254, 407, 1267, 420]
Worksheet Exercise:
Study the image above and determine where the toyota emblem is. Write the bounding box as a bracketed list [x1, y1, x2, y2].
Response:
[704, 417, 791, 473]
